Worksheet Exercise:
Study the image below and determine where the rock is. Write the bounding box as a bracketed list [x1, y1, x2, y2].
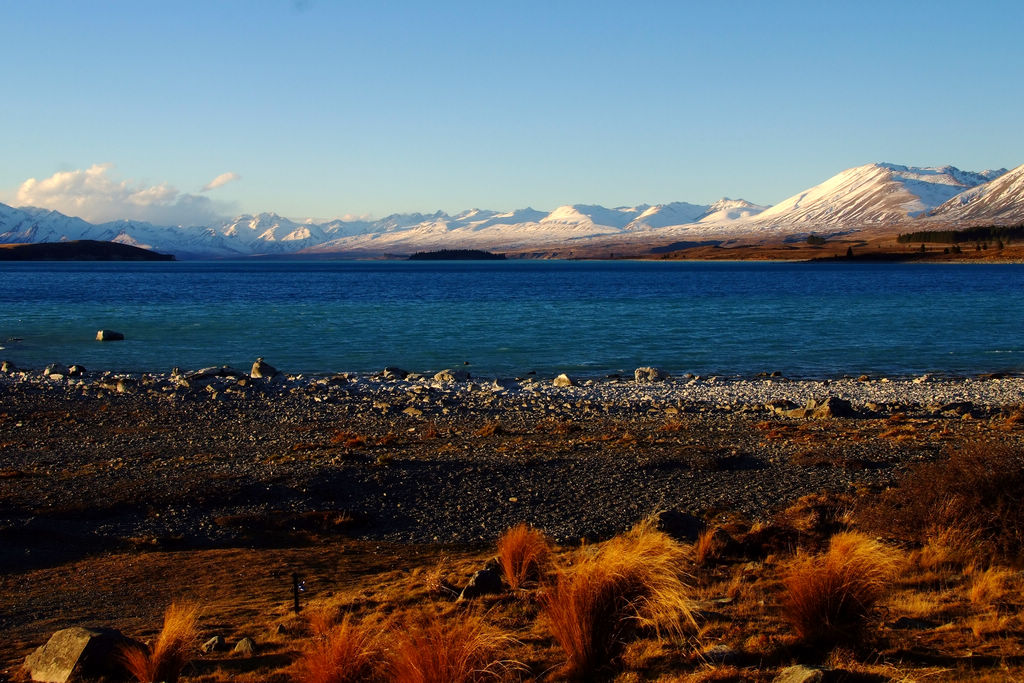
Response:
[552, 373, 574, 387]
[186, 366, 248, 381]
[201, 635, 226, 653]
[773, 665, 825, 683]
[433, 368, 470, 382]
[23, 626, 140, 683]
[250, 357, 277, 379]
[770, 397, 857, 419]
[810, 396, 857, 419]
[402, 406, 424, 417]
[67, 365, 86, 377]
[2, 360, 17, 372]
[702, 644, 739, 664]
[655, 509, 704, 542]
[634, 367, 670, 383]
[95, 330, 124, 341]
[232, 637, 257, 655]
[889, 616, 938, 630]
[44, 363, 68, 377]
[458, 565, 504, 600]
[382, 366, 409, 380]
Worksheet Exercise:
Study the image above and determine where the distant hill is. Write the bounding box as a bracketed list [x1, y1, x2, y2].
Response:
[408, 249, 506, 261]
[0, 240, 175, 261]
[2, 160, 1023, 258]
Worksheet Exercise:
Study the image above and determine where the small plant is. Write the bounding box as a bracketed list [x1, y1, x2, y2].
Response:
[693, 527, 723, 567]
[782, 531, 899, 646]
[497, 523, 551, 590]
[542, 520, 693, 679]
[857, 443, 1024, 561]
[969, 567, 1013, 609]
[330, 430, 366, 448]
[293, 613, 379, 683]
[474, 421, 503, 437]
[121, 602, 200, 683]
[388, 611, 516, 683]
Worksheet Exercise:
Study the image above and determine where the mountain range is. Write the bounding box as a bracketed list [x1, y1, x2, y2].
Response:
[1, 162, 1022, 258]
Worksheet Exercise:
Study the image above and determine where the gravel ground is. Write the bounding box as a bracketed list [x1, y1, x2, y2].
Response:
[1, 364, 1023, 571]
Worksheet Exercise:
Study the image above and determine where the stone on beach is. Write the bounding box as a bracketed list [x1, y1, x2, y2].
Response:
[95, 330, 124, 341]
[23, 626, 139, 683]
[250, 357, 278, 379]
[433, 368, 470, 382]
[769, 396, 858, 419]
[635, 366, 670, 383]
[552, 373, 574, 387]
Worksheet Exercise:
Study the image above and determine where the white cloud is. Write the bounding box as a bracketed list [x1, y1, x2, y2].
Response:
[201, 171, 241, 192]
[15, 164, 234, 226]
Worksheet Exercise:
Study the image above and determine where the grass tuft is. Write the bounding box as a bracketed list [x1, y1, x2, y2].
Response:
[542, 519, 694, 680]
[121, 602, 200, 683]
[496, 523, 551, 590]
[293, 613, 379, 683]
[782, 531, 899, 646]
[388, 610, 516, 683]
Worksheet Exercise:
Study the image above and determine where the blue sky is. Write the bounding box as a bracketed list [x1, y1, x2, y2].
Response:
[2, 0, 1022, 224]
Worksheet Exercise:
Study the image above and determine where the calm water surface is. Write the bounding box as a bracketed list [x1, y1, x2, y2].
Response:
[2, 260, 1022, 378]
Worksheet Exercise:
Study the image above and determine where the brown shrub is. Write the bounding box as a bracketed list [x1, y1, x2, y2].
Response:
[293, 614, 379, 683]
[330, 431, 366, 448]
[388, 611, 515, 683]
[542, 520, 693, 680]
[121, 602, 200, 683]
[474, 421, 503, 438]
[856, 443, 1024, 561]
[497, 523, 551, 590]
[782, 531, 900, 646]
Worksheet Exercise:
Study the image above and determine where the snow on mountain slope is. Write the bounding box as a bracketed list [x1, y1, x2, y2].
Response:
[698, 198, 767, 223]
[750, 163, 1003, 229]
[0, 205, 94, 243]
[626, 202, 710, 230]
[541, 204, 639, 229]
[2, 160, 1018, 257]
[929, 164, 1024, 223]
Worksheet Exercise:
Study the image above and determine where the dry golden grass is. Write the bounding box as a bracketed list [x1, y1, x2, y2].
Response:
[292, 613, 380, 683]
[542, 520, 694, 680]
[496, 523, 551, 590]
[782, 531, 900, 646]
[388, 610, 517, 683]
[121, 602, 200, 683]
[969, 567, 1014, 609]
[693, 528, 723, 567]
[914, 524, 981, 572]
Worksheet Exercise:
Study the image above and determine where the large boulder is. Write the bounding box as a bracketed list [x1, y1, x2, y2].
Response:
[250, 357, 277, 379]
[95, 330, 124, 341]
[552, 373, 574, 387]
[23, 626, 139, 683]
[433, 368, 470, 382]
[768, 397, 858, 419]
[458, 563, 505, 601]
[634, 366, 670, 383]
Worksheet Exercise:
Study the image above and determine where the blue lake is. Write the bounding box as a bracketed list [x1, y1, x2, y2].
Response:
[1, 260, 1023, 378]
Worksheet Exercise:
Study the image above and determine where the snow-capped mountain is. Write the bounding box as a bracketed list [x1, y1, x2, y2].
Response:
[928, 163, 1024, 223]
[2, 160, 1021, 258]
[749, 163, 1006, 230]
